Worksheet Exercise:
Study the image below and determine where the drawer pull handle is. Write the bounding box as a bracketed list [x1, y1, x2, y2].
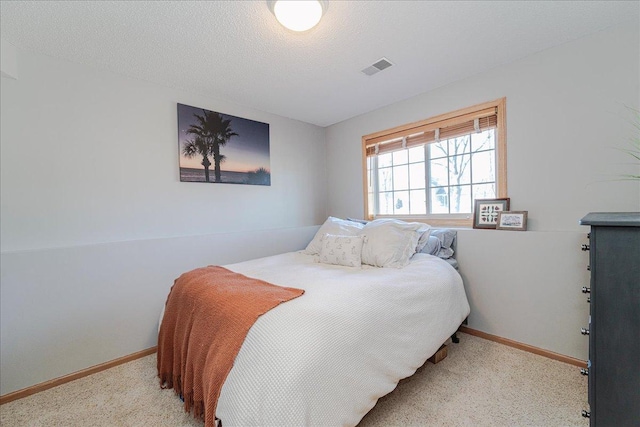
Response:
[582, 287, 591, 294]
[581, 244, 590, 251]
[587, 265, 591, 271]
[580, 368, 589, 376]
[587, 297, 590, 303]
[581, 410, 590, 418]
[581, 328, 590, 335]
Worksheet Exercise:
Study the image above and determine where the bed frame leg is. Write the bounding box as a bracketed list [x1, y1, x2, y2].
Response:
[428, 344, 448, 364]
[451, 317, 468, 344]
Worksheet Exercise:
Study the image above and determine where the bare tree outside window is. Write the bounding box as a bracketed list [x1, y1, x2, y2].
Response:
[368, 128, 496, 216]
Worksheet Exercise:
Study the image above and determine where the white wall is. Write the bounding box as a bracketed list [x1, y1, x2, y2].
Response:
[0, 46, 327, 395]
[0, 50, 327, 252]
[325, 21, 640, 360]
[1, 39, 18, 79]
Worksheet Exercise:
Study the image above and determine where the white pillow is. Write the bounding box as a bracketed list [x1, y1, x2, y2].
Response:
[318, 234, 364, 268]
[360, 219, 424, 268]
[362, 218, 431, 253]
[415, 223, 432, 252]
[304, 217, 364, 256]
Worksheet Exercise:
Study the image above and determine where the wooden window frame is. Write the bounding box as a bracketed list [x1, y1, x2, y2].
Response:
[361, 98, 507, 228]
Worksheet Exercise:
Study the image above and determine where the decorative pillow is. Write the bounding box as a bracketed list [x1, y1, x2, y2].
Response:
[304, 217, 364, 256]
[360, 219, 423, 268]
[318, 234, 364, 268]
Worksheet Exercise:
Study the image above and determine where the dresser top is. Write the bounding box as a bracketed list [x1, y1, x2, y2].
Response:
[580, 212, 640, 227]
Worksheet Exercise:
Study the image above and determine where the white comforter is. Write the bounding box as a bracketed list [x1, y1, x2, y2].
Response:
[194, 251, 470, 427]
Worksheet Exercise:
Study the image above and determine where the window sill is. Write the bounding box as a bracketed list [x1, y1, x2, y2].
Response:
[368, 215, 473, 228]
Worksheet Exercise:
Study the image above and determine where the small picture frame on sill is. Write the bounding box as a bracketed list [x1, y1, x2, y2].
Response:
[496, 211, 528, 231]
[473, 198, 510, 229]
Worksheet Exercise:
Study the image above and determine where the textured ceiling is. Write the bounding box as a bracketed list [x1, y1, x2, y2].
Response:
[1, 1, 638, 127]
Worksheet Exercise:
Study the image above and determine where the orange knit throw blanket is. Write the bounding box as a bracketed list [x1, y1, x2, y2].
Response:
[157, 266, 305, 427]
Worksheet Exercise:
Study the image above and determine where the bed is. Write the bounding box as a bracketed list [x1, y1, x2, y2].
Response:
[159, 218, 470, 426]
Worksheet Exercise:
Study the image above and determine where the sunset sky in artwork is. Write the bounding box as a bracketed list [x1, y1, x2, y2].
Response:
[177, 104, 270, 173]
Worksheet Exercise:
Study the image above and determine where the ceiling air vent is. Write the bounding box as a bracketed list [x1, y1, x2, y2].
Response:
[361, 57, 394, 76]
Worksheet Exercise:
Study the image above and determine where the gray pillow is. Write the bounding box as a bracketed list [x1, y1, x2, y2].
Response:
[346, 217, 369, 225]
[422, 229, 456, 259]
[422, 235, 441, 255]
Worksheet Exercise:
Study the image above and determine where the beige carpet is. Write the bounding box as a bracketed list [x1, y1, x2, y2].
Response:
[0, 333, 588, 427]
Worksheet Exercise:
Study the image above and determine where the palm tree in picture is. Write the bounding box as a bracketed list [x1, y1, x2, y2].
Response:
[182, 135, 212, 182]
[210, 113, 238, 183]
[186, 109, 238, 183]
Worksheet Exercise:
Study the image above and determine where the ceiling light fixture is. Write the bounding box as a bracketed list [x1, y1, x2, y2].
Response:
[267, 1, 328, 32]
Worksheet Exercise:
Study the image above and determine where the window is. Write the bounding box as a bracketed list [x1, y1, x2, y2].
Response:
[362, 98, 507, 227]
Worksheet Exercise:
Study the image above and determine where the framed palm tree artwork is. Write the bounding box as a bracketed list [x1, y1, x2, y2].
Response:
[177, 103, 271, 185]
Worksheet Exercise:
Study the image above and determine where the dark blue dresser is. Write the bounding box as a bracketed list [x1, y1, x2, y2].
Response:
[579, 212, 640, 426]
